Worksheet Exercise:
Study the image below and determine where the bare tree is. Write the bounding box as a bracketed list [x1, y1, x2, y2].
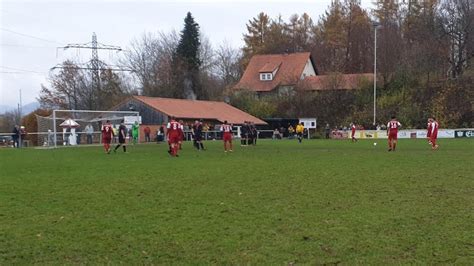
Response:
[122, 31, 179, 97]
[38, 60, 129, 110]
[214, 41, 242, 86]
[439, 0, 474, 78]
[199, 34, 215, 76]
[0, 109, 21, 133]
[38, 60, 86, 110]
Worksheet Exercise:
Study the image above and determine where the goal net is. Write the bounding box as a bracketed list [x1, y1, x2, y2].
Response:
[36, 110, 140, 148]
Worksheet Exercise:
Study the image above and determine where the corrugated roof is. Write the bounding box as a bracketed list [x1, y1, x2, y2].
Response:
[132, 96, 267, 125]
[235, 52, 312, 92]
[298, 73, 374, 90]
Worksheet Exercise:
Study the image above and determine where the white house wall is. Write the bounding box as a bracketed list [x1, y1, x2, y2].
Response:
[300, 59, 316, 79]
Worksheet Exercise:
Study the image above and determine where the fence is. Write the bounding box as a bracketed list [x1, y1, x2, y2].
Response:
[0, 129, 277, 148]
[2, 128, 471, 148]
[331, 129, 474, 139]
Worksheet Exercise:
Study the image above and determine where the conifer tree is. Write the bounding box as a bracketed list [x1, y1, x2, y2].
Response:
[174, 12, 203, 99]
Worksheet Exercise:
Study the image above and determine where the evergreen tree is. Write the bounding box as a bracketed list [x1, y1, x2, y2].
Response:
[174, 12, 203, 99]
[176, 12, 201, 69]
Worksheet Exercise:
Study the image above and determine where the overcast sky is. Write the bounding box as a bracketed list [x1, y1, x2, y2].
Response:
[0, 0, 374, 108]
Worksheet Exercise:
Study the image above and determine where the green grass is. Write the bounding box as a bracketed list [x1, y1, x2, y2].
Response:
[1, 139, 473, 264]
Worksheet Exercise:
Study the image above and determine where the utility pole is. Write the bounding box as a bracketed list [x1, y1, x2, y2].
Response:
[372, 22, 382, 127]
[52, 33, 127, 108]
[373, 25, 377, 126]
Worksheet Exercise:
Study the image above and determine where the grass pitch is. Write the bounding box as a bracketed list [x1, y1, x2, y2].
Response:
[1, 139, 473, 264]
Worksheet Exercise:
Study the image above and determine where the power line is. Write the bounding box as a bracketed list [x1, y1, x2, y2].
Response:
[0, 43, 57, 49]
[52, 33, 129, 107]
[0, 27, 64, 45]
[0, 71, 44, 75]
[0, 66, 46, 74]
[50, 65, 132, 72]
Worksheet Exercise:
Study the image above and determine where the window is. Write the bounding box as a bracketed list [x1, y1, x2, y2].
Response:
[260, 73, 273, 81]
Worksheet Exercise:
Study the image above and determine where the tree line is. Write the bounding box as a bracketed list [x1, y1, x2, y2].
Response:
[34, 1, 473, 129]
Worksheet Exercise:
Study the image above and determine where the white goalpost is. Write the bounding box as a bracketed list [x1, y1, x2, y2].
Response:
[36, 110, 139, 148]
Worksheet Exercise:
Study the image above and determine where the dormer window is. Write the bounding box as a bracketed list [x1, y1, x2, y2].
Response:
[260, 73, 273, 81]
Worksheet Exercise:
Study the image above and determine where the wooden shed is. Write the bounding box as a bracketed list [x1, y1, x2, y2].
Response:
[111, 96, 267, 141]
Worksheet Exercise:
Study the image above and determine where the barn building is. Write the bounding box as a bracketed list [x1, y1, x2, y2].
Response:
[111, 96, 266, 141]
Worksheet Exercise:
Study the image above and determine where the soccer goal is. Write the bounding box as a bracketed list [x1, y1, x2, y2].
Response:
[36, 110, 140, 148]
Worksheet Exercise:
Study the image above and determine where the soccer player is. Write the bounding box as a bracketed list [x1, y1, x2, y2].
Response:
[240, 121, 248, 146]
[387, 116, 401, 151]
[192, 120, 205, 150]
[250, 122, 258, 145]
[101, 120, 114, 154]
[166, 117, 182, 157]
[178, 120, 185, 150]
[427, 118, 433, 145]
[132, 121, 139, 144]
[114, 120, 127, 153]
[296, 122, 304, 143]
[428, 117, 439, 150]
[351, 123, 358, 142]
[220, 120, 233, 152]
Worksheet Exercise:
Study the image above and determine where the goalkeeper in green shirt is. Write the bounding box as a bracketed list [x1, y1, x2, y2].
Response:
[132, 121, 139, 144]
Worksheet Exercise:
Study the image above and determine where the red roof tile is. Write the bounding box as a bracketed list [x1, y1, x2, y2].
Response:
[235, 52, 312, 92]
[259, 62, 281, 73]
[298, 73, 373, 90]
[132, 96, 267, 125]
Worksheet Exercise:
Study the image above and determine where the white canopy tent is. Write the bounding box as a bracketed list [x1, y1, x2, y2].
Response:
[59, 118, 80, 146]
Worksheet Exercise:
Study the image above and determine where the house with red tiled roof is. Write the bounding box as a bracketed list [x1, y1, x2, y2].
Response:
[112, 96, 266, 126]
[234, 52, 373, 97]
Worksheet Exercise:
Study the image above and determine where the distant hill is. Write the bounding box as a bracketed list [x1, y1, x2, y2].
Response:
[0, 102, 40, 114]
[22, 102, 41, 114]
[0, 105, 12, 113]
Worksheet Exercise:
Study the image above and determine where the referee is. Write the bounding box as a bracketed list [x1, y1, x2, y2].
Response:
[114, 120, 128, 153]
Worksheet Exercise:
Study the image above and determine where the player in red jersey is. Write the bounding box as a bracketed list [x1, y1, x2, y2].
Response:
[101, 120, 114, 154]
[350, 123, 357, 142]
[166, 117, 182, 157]
[178, 119, 184, 150]
[429, 117, 439, 150]
[220, 120, 233, 152]
[427, 118, 433, 145]
[386, 116, 401, 151]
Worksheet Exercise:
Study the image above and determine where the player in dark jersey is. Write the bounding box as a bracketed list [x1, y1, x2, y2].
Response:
[192, 119, 205, 150]
[250, 122, 258, 145]
[113, 120, 127, 153]
[240, 121, 248, 146]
